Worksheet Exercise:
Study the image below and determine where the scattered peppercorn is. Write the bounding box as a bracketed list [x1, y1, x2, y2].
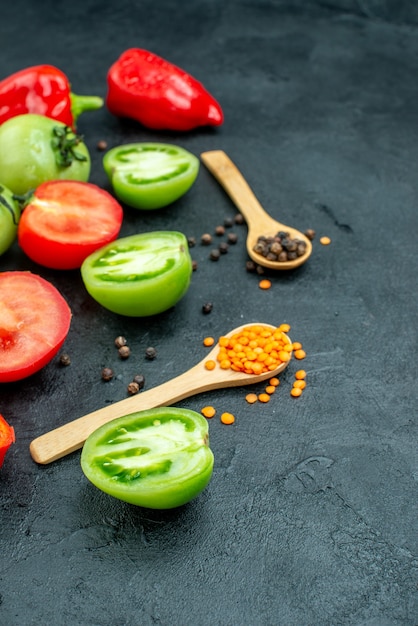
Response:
[133, 374, 145, 390]
[127, 381, 140, 395]
[246, 260, 257, 272]
[118, 345, 130, 359]
[201, 233, 212, 245]
[114, 335, 127, 348]
[227, 232, 238, 244]
[215, 225, 225, 236]
[96, 140, 108, 151]
[253, 231, 307, 262]
[59, 353, 71, 366]
[202, 302, 213, 314]
[145, 346, 157, 360]
[255, 265, 265, 275]
[234, 213, 245, 225]
[304, 229, 316, 240]
[192, 260, 198, 271]
[101, 367, 114, 381]
[224, 217, 234, 228]
[218, 242, 229, 254]
[187, 236, 196, 247]
[209, 249, 221, 261]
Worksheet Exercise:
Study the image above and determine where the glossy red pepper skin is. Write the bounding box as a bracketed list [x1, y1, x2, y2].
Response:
[106, 49, 224, 131]
[0, 414, 15, 468]
[0, 65, 103, 129]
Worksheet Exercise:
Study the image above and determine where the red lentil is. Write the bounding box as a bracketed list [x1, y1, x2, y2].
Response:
[203, 336, 215, 347]
[320, 236, 331, 245]
[295, 369, 306, 379]
[204, 359, 216, 371]
[259, 279, 272, 290]
[290, 387, 303, 397]
[265, 385, 276, 395]
[245, 393, 258, 404]
[220, 412, 235, 425]
[201, 406, 216, 419]
[258, 393, 270, 403]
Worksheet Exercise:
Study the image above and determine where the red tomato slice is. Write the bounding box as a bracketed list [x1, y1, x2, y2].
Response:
[0, 272, 72, 382]
[0, 414, 15, 468]
[18, 180, 123, 270]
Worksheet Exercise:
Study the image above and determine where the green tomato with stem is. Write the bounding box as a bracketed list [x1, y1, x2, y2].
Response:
[0, 184, 21, 255]
[0, 113, 90, 195]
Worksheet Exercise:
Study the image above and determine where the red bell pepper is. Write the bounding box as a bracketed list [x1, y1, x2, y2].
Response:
[106, 48, 224, 131]
[0, 65, 103, 129]
[0, 414, 15, 468]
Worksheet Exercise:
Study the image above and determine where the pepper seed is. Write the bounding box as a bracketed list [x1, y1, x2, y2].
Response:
[202, 302, 213, 314]
[114, 335, 127, 348]
[118, 345, 131, 359]
[145, 346, 157, 360]
[127, 381, 140, 395]
[101, 367, 114, 381]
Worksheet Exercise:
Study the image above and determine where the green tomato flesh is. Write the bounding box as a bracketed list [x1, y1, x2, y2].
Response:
[0, 114, 90, 195]
[81, 231, 192, 316]
[0, 185, 20, 255]
[81, 407, 214, 509]
[103, 143, 199, 210]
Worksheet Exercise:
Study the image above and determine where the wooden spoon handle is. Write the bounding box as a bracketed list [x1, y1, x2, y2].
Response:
[29, 364, 210, 465]
[201, 150, 269, 223]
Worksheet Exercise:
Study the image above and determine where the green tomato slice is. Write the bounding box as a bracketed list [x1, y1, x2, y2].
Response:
[80, 407, 214, 509]
[103, 143, 199, 210]
[80, 231, 192, 316]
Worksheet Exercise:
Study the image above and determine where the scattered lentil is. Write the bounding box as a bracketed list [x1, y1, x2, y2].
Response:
[269, 377, 280, 387]
[133, 374, 145, 389]
[118, 345, 130, 359]
[259, 279, 272, 290]
[114, 335, 127, 348]
[293, 379, 306, 390]
[292, 342, 303, 351]
[101, 367, 114, 381]
[201, 406, 216, 419]
[290, 387, 303, 397]
[145, 346, 157, 360]
[320, 236, 331, 245]
[294, 349, 306, 360]
[258, 393, 270, 403]
[203, 336, 215, 347]
[201, 233, 212, 245]
[59, 353, 71, 366]
[220, 412, 235, 425]
[202, 302, 213, 314]
[245, 393, 258, 404]
[127, 381, 140, 395]
[265, 385, 276, 395]
[295, 370, 306, 380]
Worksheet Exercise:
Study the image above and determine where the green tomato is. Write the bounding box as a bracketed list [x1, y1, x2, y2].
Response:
[81, 231, 193, 317]
[103, 142, 199, 210]
[80, 407, 214, 509]
[0, 184, 20, 255]
[0, 113, 90, 195]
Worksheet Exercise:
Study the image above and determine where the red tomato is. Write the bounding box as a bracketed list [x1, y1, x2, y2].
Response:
[0, 271, 72, 382]
[0, 414, 15, 468]
[18, 180, 123, 270]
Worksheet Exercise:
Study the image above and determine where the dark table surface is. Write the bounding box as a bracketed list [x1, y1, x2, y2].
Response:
[1, 1, 417, 625]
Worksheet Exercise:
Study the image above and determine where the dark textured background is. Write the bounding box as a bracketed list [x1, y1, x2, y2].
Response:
[0, 1, 417, 625]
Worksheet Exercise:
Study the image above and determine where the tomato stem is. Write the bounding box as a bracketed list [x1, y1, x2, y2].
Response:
[51, 125, 88, 168]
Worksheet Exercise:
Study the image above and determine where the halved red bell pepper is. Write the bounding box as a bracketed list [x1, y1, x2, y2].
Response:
[106, 48, 224, 131]
[0, 414, 15, 468]
[0, 65, 103, 129]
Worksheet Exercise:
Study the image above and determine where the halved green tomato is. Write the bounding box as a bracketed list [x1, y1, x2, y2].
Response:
[103, 142, 199, 209]
[0, 184, 20, 256]
[80, 407, 214, 509]
[80, 231, 192, 316]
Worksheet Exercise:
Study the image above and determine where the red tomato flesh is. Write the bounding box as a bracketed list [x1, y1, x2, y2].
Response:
[0, 272, 72, 382]
[0, 414, 15, 467]
[18, 180, 123, 269]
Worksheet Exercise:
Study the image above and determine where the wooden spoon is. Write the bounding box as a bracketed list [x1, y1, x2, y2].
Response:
[30, 323, 291, 465]
[201, 150, 312, 270]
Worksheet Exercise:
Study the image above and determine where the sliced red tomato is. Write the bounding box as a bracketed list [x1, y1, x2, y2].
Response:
[0, 414, 15, 467]
[18, 180, 124, 270]
[0, 271, 72, 382]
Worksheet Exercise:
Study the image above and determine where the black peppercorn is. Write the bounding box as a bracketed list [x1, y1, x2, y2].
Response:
[246, 260, 257, 272]
[234, 213, 245, 225]
[224, 217, 234, 228]
[127, 381, 140, 395]
[218, 242, 229, 254]
[118, 345, 130, 359]
[114, 335, 127, 348]
[101, 367, 114, 381]
[304, 229, 316, 240]
[201, 233, 212, 245]
[209, 249, 221, 261]
[227, 232, 238, 244]
[145, 346, 157, 360]
[59, 353, 71, 366]
[192, 260, 198, 271]
[133, 374, 145, 390]
[187, 236, 196, 248]
[97, 140, 108, 151]
[202, 302, 213, 314]
[215, 225, 225, 236]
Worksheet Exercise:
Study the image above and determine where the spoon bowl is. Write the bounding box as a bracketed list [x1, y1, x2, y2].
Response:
[201, 150, 312, 270]
[30, 323, 292, 464]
